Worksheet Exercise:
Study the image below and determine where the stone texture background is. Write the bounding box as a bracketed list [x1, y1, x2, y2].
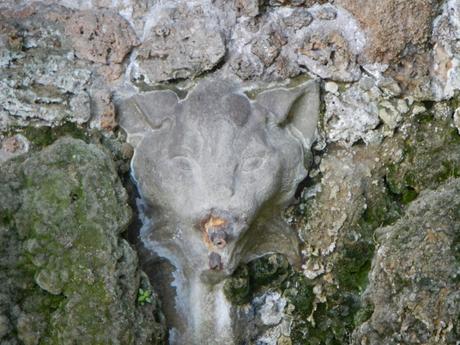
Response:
[0, 0, 459, 344]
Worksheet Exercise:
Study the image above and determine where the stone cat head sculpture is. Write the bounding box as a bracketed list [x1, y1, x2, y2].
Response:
[119, 78, 319, 280]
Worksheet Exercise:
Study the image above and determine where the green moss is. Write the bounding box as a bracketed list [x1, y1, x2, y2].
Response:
[448, 93, 460, 111]
[0, 138, 161, 345]
[249, 253, 290, 288]
[386, 117, 460, 199]
[361, 191, 402, 228]
[224, 254, 291, 305]
[283, 274, 314, 319]
[289, 177, 404, 344]
[401, 188, 418, 204]
[353, 303, 374, 326]
[20, 122, 88, 149]
[290, 241, 373, 343]
[335, 243, 373, 292]
[223, 265, 250, 305]
[1, 210, 14, 226]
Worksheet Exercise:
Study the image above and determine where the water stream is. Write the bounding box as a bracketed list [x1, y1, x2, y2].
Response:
[134, 193, 237, 345]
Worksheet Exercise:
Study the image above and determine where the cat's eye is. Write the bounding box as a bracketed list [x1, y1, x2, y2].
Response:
[241, 156, 264, 172]
[171, 156, 193, 171]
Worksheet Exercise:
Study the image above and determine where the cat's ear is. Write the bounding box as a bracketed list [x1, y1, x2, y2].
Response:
[118, 90, 179, 145]
[255, 80, 320, 149]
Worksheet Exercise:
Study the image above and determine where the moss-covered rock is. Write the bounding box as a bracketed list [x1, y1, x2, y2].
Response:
[352, 178, 460, 344]
[223, 265, 251, 305]
[0, 137, 165, 345]
[224, 254, 292, 306]
[19, 123, 89, 149]
[238, 112, 460, 345]
[385, 115, 460, 200]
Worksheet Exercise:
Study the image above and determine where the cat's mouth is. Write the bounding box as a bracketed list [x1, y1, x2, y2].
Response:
[195, 209, 249, 275]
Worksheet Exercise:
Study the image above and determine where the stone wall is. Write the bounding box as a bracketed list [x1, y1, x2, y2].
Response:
[1, 1, 459, 344]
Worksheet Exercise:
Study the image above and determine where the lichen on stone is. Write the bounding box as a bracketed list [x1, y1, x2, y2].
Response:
[0, 137, 165, 345]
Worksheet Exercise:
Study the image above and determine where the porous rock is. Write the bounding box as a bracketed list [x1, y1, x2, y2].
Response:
[65, 10, 138, 64]
[324, 82, 381, 146]
[0, 4, 92, 131]
[227, 4, 364, 82]
[352, 178, 460, 344]
[431, 0, 460, 100]
[133, 4, 226, 85]
[0, 137, 165, 345]
[336, 0, 436, 64]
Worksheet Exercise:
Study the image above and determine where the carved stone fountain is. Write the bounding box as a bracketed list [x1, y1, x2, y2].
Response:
[119, 78, 319, 344]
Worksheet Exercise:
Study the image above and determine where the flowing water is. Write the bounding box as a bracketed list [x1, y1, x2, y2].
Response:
[134, 194, 237, 345]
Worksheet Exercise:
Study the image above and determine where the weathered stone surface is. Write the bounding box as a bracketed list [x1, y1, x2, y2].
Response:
[89, 88, 117, 131]
[270, 112, 459, 345]
[336, 0, 436, 64]
[1, 1, 460, 344]
[227, 3, 364, 82]
[385, 115, 460, 198]
[431, 0, 460, 100]
[119, 78, 320, 344]
[0, 5, 92, 131]
[0, 138, 165, 345]
[59, 0, 153, 35]
[235, 0, 262, 17]
[352, 178, 460, 344]
[65, 10, 138, 64]
[0, 134, 30, 162]
[324, 81, 381, 146]
[133, 4, 226, 85]
[285, 144, 399, 342]
[297, 30, 360, 82]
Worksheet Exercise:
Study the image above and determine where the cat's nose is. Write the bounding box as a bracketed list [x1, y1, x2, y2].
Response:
[202, 214, 231, 249]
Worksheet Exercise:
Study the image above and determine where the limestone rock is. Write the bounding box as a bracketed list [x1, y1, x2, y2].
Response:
[0, 134, 30, 162]
[235, 0, 262, 17]
[268, 0, 307, 6]
[0, 5, 92, 131]
[89, 88, 117, 131]
[297, 29, 360, 82]
[336, 0, 438, 97]
[59, 0, 153, 35]
[324, 82, 381, 146]
[227, 4, 364, 82]
[0, 138, 166, 345]
[431, 0, 460, 100]
[133, 4, 226, 85]
[65, 10, 138, 64]
[336, 0, 436, 65]
[293, 4, 365, 82]
[352, 178, 460, 344]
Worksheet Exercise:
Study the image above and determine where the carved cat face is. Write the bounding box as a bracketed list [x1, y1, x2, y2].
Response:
[120, 78, 319, 276]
